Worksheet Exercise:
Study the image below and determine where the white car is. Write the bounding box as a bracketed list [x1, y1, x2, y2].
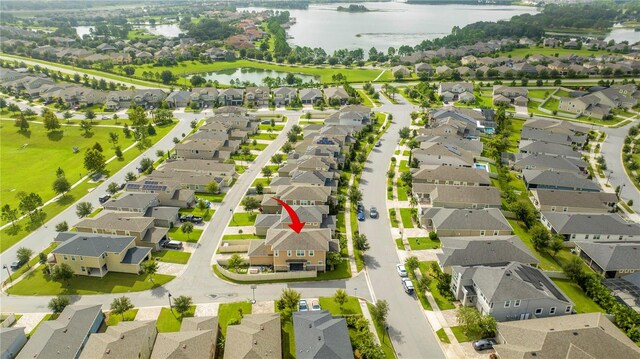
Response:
[396, 264, 407, 277]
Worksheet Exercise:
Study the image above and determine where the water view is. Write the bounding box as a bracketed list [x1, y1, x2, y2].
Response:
[240, 2, 540, 53]
[193, 67, 318, 85]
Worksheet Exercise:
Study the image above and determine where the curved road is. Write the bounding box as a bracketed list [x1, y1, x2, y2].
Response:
[601, 122, 640, 212]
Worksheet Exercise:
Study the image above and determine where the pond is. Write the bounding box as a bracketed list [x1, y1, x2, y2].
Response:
[192, 67, 318, 85]
[604, 27, 640, 43]
[240, 2, 539, 53]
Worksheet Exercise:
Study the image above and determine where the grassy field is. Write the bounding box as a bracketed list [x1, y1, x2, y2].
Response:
[196, 192, 226, 203]
[218, 301, 252, 335]
[6, 269, 174, 295]
[419, 261, 455, 310]
[179, 207, 214, 221]
[436, 328, 450, 344]
[367, 303, 396, 359]
[399, 208, 414, 228]
[156, 306, 196, 332]
[168, 226, 203, 242]
[408, 237, 440, 250]
[230, 212, 257, 226]
[552, 278, 605, 314]
[501, 46, 608, 58]
[106, 308, 138, 326]
[222, 234, 265, 240]
[450, 326, 474, 343]
[154, 250, 191, 264]
[528, 89, 553, 100]
[117, 59, 392, 85]
[252, 178, 271, 187]
[318, 296, 361, 315]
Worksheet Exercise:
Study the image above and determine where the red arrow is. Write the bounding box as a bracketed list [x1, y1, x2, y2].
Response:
[272, 197, 305, 233]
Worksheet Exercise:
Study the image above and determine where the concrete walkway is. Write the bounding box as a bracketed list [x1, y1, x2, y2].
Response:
[134, 306, 162, 321]
[13, 312, 47, 334]
[195, 302, 219, 317]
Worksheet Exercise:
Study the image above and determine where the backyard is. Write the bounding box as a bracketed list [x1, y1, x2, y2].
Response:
[218, 301, 252, 335]
[156, 305, 196, 332]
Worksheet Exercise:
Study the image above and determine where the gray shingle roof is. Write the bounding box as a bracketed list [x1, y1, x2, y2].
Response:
[575, 242, 640, 271]
[413, 165, 490, 185]
[422, 208, 512, 232]
[522, 170, 600, 191]
[121, 247, 152, 264]
[293, 311, 354, 359]
[52, 232, 136, 257]
[542, 212, 640, 236]
[414, 184, 501, 206]
[437, 236, 539, 268]
[103, 193, 158, 211]
[223, 313, 281, 359]
[79, 320, 157, 359]
[533, 189, 617, 209]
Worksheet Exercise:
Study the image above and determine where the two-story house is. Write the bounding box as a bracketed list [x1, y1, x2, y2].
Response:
[75, 212, 169, 250]
[245, 86, 270, 107]
[273, 87, 297, 106]
[420, 208, 512, 236]
[540, 212, 640, 243]
[530, 189, 618, 213]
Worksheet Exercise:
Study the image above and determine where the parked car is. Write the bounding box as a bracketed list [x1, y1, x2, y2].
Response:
[180, 214, 203, 223]
[163, 240, 183, 250]
[299, 299, 309, 311]
[357, 209, 365, 221]
[472, 339, 497, 351]
[311, 300, 321, 311]
[357, 201, 364, 211]
[369, 207, 379, 218]
[118, 183, 126, 190]
[396, 264, 407, 277]
[98, 194, 111, 204]
[261, 120, 271, 125]
[10, 261, 22, 271]
[401, 277, 414, 295]
[375, 140, 382, 147]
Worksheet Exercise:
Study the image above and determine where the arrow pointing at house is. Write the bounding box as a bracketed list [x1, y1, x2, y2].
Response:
[272, 197, 305, 234]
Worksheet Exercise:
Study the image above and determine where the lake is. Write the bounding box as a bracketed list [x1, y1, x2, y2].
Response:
[605, 27, 640, 43]
[193, 67, 318, 85]
[240, 2, 540, 53]
[74, 24, 183, 38]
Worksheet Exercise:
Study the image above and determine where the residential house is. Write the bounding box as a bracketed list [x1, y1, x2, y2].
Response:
[102, 193, 159, 213]
[543, 38, 560, 47]
[435, 65, 453, 78]
[429, 107, 493, 132]
[126, 179, 196, 208]
[1, 327, 27, 359]
[413, 184, 501, 209]
[437, 236, 539, 273]
[248, 228, 337, 272]
[451, 262, 573, 321]
[148, 166, 234, 190]
[160, 159, 236, 186]
[438, 82, 474, 102]
[324, 105, 372, 129]
[412, 142, 476, 168]
[80, 321, 157, 359]
[166, 90, 191, 108]
[151, 316, 219, 359]
[255, 205, 335, 236]
[245, 86, 270, 107]
[224, 313, 281, 359]
[299, 88, 323, 105]
[293, 311, 353, 359]
[325, 87, 350, 105]
[273, 87, 297, 106]
[174, 138, 236, 162]
[493, 313, 640, 359]
[492, 85, 528, 106]
[518, 141, 581, 160]
[415, 63, 434, 76]
[540, 212, 640, 242]
[420, 208, 512, 236]
[189, 87, 219, 108]
[575, 242, 640, 279]
[524, 118, 589, 138]
[51, 232, 152, 276]
[418, 136, 483, 155]
[521, 127, 586, 147]
[412, 166, 490, 186]
[218, 88, 244, 106]
[558, 95, 612, 120]
[522, 170, 600, 192]
[418, 117, 479, 139]
[16, 305, 103, 359]
[391, 65, 411, 79]
[530, 189, 618, 213]
[513, 154, 586, 174]
[75, 212, 169, 251]
[133, 89, 167, 109]
[144, 206, 180, 228]
[261, 185, 332, 214]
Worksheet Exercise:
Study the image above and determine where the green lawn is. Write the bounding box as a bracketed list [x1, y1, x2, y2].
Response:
[168, 226, 203, 242]
[179, 207, 214, 221]
[528, 89, 553, 100]
[196, 192, 226, 203]
[7, 242, 57, 281]
[318, 296, 361, 315]
[552, 278, 605, 314]
[399, 208, 415, 228]
[258, 124, 284, 131]
[399, 160, 409, 173]
[436, 328, 450, 344]
[408, 237, 440, 250]
[231, 153, 257, 162]
[106, 309, 138, 326]
[230, 212, 257, 226]
[395, 238, 404, 250]
[156, 306, 196, 332]
[242, 142, 268, 151]
[501, 46, 608, 58]
[252, 178, 271, 187]
[397, 185, 409, 201]
[366, 303, 396, 359]
[218, 301, 253, 335]
[249, 133, 278, 140]
[222, 234, 265, 240]
[508, 219, 562, 271]
[418, 261, 455, 310]
[154, 250, 191, 264]
[450, 326, 474, 342]
[388, 209, 399, 228]
[6, 269, 174, 295]
[541, 97, 560, 112]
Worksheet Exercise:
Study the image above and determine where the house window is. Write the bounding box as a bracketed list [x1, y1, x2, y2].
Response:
[63, 255, 68, 260]
[287, 250, 292, 257]
[619, 235, 624, 240]
[81, 266, 86, 272]
[535, 308, 543, 315]
[565, 306, 572, 313]
[593, 235, 601, 240]
[318, 261, 324, 266]
[571, 234, 576, 240]
[514, 300, 521, 307]
[296, 250, 305, 257]
[274, 251, 279, 257]
[480, 230, 486, 236]
[551, 206, 556, 212]
[585, 235, 589, 240]
[550, 307, 556, 315]
[490, 302, 494, 309]
[494, 231, 499, 236]
[309, 250, 314, 257]
[504, 301, 511, 308]
[71, 256, 75, 261]
[563, 207, 568, 212]
[79, 256, 83, 261]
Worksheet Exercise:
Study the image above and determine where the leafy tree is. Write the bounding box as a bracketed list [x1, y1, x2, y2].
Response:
[398, 126, 411, 139]
[48, 295, 70, 314]
[530, 225, 551, 252]
[125, 172, 137, 181]
[43, 110, 61, 131]
[52, 176, 71, 197]
[326, 251, 343, 271]
[160, 70, 175, 84]
[84, 148, 106, 174]
[281, 141, 293, 154]
[563, 256, 585, 284]
[84, 109, 96, 122]
[261, 166, 273, 179]
[51, 263, 74, 286]
[206, 181, 219, 194]
[141, 260, 159, 283]
[354, 233, 370, 252]
[1, 204, 19, 230]
[181, 222, 194, 239]
[242, 197, 261, 213]
[348, 186, 362, 203]
[16, 247, 33, 267]
[39, 252, 48, 265]
[139, 157, 154, 173]
[63, 110, 73, 123]
[56, 167, 65, 178]
[173, 295, 193, 317]
[128, 105, 149, 129]
[76, 202, 93, 218]
[79, 120, 93, 136]
[107, 182, 120, 195]
[333, 289, 348, 310]
[400, 171, 412, 186]
[404, 256, 419, 273]
[271, 153, 284, 164]
[114, 146, 123, 159]
[549, 236, 564, 257]
[110, 296, 134, 321]
[15, 115, 29, 131]
[108, 132, 119, 146]
[255, 182, 264, 195]
[369, 300, 389, 325]
[123, 66, 135, 76]
[277, 288, 301, 311]
[227, 254, 244, 273]
[55, 221, 69, 232]
[456, 306, 496, 340]
[511, 200, 537, 228]
[18, 192, 43, 223]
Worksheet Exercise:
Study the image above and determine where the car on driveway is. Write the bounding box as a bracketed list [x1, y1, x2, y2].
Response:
[162, 240, 183, 250]
[401, 277, 414, 295]
[369, 207, 378, 218]
[396, 264, 407, 277]
[311, 300, 321, 311]
[98, 194, 111, 204]
[299, 299, 308, 311]
[357, 209, 365, 221]
[472, 339, 497, 351]
[375, 140, 382, 147]
[180, 214, 203, 223]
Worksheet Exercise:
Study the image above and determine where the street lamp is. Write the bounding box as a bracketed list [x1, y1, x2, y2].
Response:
[2, 265, 11, 284]
[250, 284, 257, 304]
[168, 292, 173, 312]
[230, 208, 235, 224]
[384, 325, 389, 343]
[354, 287, 358, 298]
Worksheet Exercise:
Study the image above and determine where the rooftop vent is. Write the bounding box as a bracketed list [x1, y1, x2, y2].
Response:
[182, 344, 187, 349]
[573, 332, 579, 336]
[105, 349, 110, 354]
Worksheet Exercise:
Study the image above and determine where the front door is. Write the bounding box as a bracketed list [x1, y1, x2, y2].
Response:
[289, 263, 304, 271]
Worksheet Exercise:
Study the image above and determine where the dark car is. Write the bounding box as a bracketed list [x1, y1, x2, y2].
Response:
[369, 207, 379, 219]
[375, 140, 382, 147]
[179, 214, 203, 223]
[472, 339, 497, 351]
[10, 261, 22, 271]
[163, 240, 184, 250]
[357, 209, 365, 221]
[98, 194, 111, 204]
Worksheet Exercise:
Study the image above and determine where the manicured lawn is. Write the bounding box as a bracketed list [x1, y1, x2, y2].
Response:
[395, 238, 404, 250]
[249, 133, 278, 140]
[230, 212, 257, 226]
[222, 234, 265, 240]
[195, 192, 225, 203]
[418, 261, 455, 310]
[399, 208, 415, 228]
[242, 142, 268, 151]
[397, 185, 409, 201]
[252, 178, 271, 187]
[528, 89, 553, 100]
[552, 278, 604, 314]
[399, 160, 409, 173]
[156, 306, 196, 332]
[436, 328, 450, 344]
[179, 207, 214, 221]
[541, 97, 560, 112]
[281, 316, 296, 359]
[106, 309, 138, 326]
[231, 153, 257, 162]
[508, 219, 562, 271]
[218, 301, 252, 335]
[366, 303, 396, 359]
[388, 209, 399, 228]
[155, 250, 191, 264]
[6, 269, 174, 295]
[450, 326, 474, 342]
[319, 296, 361, 315]
[408, 237, 440, 250]
[258, 124, 284, 131]
[168, 226, 203, 242]
[7, 242, 57, 281]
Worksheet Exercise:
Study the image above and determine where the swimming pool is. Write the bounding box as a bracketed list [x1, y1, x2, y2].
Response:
[473, 163, 489, 172]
